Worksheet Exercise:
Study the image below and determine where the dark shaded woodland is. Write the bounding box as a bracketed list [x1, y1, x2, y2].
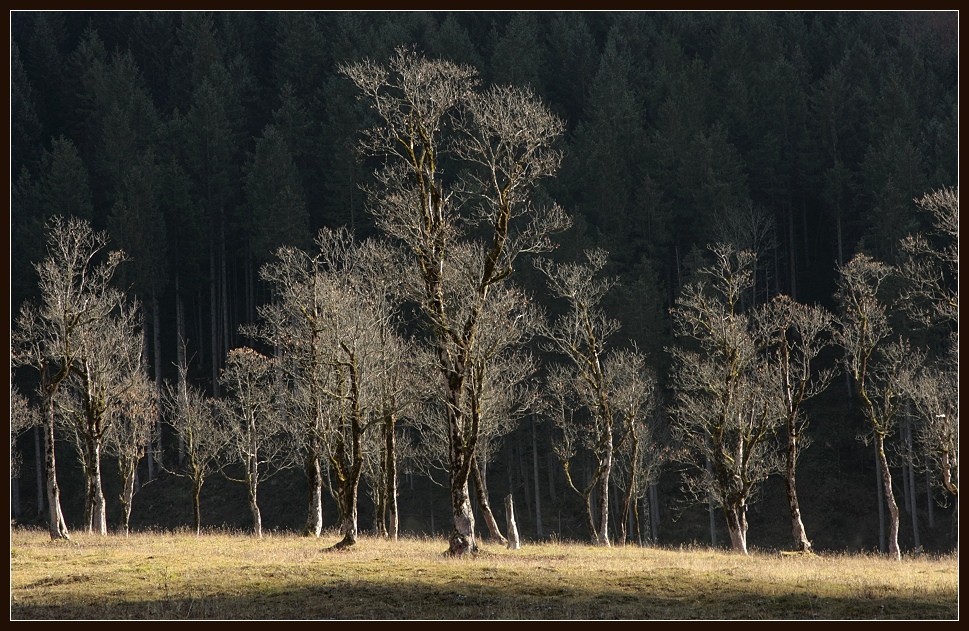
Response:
[10, 11, 958, 553]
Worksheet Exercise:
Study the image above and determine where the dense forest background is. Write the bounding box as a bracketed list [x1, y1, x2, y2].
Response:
[9, 11, 958, 552]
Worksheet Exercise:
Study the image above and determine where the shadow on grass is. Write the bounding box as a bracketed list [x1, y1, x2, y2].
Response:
[12, 575, 957, 620]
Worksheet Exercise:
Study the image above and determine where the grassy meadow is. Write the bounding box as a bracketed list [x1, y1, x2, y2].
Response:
[9, 527, 958, 620]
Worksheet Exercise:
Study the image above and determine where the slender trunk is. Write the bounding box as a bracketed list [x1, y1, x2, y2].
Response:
[531, 416, 543, 537]
[152, 293, 163, 472]
[619, 429, 640, 547]
[876, 435, 902, 560]
[220, 221, 230, 355]
[471, 455, 507, 545]
[505, 494, 521, 550]
[517, 442, 532, 520]
[546, 452, 557, 504]
[926, 468, 935, 529]
[43, 401, 70, 540]
[34, 425, 46, 520]
[650, 482, 660, 544]
[120, 458, 136, 537]
[706, 457, 717, 548]
[249, 473, 262, 538]
[193, 475, 203, 536]
[876, 448, 886, 553]
[209, 244, 220, 397]
[785, 428, 812, 552]
[904, 418, 920, 548]
[176, 274, 188, 464]
[384, 410, 398, 540]
[596, 437, 613, 547]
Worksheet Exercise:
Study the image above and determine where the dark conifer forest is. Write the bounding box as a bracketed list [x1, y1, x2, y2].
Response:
[9, 11, 958, 555]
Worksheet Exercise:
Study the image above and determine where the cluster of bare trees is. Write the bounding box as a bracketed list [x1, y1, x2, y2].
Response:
[665, 187, 957, 559]
[10, 45, 956, 561]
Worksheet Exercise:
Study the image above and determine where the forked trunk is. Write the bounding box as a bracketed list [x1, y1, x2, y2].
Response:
[472, 455, 507, 545]
[120, 460, 136, 536]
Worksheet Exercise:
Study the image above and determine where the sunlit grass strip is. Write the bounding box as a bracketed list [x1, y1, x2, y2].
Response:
[10, 528, 957, 620]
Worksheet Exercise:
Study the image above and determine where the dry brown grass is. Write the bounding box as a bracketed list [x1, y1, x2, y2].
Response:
[9, 526, 958, 620]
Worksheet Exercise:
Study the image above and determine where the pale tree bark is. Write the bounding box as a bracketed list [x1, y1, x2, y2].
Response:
[12, 217, 128, 541]
[505, 494, 521, 550]
[342, 48, 568, 555]
[472, 455, 507, 545]
[837, 254, 914, 561]
[669, 245, 782, 555]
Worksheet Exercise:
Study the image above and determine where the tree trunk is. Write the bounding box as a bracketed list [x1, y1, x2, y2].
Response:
[471, 455, 507, 545]
[384, 410, 398, 540]
[448, 474, 477, 556]
[34, 425, 46, 520]
[505, 494, 521, 550]
[904, 418, 920, 549]
[333, 480, 360, 549]
[724, 501, 749, 554]
[876, 449, 886, 553]
[785, 431, 812, 553]
[596, 439, 613, 547]
[618, 431, 640, 547]
[649, 481, 660, 544]
[249, 473, 263, 538]
[876, 435, 901, 560]
[531, 416, 543, 537]
[43, 400, 70, 540]
[82, 434, 107, 536]
[120, 459, 136, 537]
[152, 293, 163, 472]
[209, 244, 220, 398]
[706, 457, 717, 548]
[303, 450, 324, 537]
[193, 477, 204, 536]
[176, 275, 188, 465]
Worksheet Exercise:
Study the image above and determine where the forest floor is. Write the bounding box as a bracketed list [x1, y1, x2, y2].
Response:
[9, 527, 958, 620]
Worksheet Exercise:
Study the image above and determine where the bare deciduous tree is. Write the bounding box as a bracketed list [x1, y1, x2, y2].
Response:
[12, 216, 125, 540]
[903, 338, 958, 499]
[218, 347, 294, 538]
[759, 294, 836, 553]
[837, 252, 917, 561]
[668, 244, 782, 555]
[343, 48, 569, 555]
[10, 385, 39, 521]
[898, 187, 958, 327]
[163, 371, 225, 536]
[103, 355, 157, 536]
[538, 249, 656, 547]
